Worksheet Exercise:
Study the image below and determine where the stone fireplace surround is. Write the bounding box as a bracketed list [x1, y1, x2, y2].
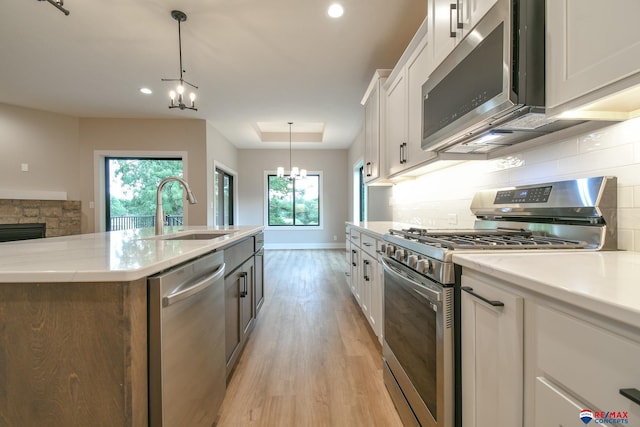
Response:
[0, 199, 81, 238]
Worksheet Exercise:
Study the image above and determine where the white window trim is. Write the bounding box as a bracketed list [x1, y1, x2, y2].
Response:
[263, 170, 324, 230]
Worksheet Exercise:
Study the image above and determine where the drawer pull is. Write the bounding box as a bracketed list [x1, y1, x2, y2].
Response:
[620, 388, 640, 406]
[363, 242, 372, 247]
[462, 286, 504, 307]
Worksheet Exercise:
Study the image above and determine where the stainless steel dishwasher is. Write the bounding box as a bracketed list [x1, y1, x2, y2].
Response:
[148, 251, 226, 427]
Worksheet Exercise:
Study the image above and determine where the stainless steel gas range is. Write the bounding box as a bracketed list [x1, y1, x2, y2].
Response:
[381, 176, 617, 427]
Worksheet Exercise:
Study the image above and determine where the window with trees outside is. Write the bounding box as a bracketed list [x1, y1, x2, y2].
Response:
[106, 157, 184, 231]
[267, 174, 320, 226]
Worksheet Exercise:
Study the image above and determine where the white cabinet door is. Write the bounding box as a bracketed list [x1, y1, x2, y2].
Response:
[458, 0, 498, 36]
[364, 85, 380, 182]
[385, 71, 407, 177]
[546, 0, 640, 111]
[532, 304, 640, 424]
[350, 245, 360, 302]
[362, 251, 382, 341]
[461, 274, 524, 427]
[432, 0, 461, 65]
[405, 34, 436, 169]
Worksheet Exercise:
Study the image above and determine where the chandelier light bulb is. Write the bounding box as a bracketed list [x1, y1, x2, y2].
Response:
[177, 84, 184, 95]
[300, 169, 307, 178]
[190, 92, 196, 101]
[277, 167, 284, 178]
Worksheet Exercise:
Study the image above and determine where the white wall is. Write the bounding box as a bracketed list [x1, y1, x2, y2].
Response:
[391, 117, 640, 251]
[237, 148, 348, 248]
[206, 121, 239, 226]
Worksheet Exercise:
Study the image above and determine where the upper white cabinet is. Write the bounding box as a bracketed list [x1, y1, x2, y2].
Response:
[546, 0, 640, 119]
[385, 20, 437, 178]
[431, 0, 498, 65]
[362, 70, 390, 183]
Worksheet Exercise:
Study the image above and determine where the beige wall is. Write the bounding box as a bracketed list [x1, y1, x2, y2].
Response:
[78, 118, 208, 232]
[0, 103, 80, 199]
[1, 104, 242, 234]
[238, 148, 348, 248]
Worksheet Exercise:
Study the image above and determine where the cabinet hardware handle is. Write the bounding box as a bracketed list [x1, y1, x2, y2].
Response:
[450, 3, 458, 37]
[620, 388, 640, 406]
[462, 286, 504, 307]
[351, 249, 357, 267]
[399, 143, 404, 164]
[456, 0, 463, 29]
[239, 271, 248, 298]
[363, 242, 372, 247]
[363, 259, 370, 281]
[366, 161, 372, 177]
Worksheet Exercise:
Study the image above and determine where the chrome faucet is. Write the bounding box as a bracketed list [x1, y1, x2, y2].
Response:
[155, 176, 197, 235]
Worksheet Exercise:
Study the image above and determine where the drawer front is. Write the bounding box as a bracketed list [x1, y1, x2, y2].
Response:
[536, 305, 640, 412]
[360, 233, 377, 257]
[350, 229, 361, 245]
[534, 377, 584, 427]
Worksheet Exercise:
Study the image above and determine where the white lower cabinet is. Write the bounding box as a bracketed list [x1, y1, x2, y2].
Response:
[461, 273, 524, 427]
[531, 304, 640, 426]
[345, 226, 384, 345]
[459, 265, 640, 427]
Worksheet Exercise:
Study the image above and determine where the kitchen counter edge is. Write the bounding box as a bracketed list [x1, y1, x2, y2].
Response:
[0, 225, 264, 283]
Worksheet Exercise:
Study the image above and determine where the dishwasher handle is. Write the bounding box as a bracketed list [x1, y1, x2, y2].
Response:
[163, 263, 226, 307]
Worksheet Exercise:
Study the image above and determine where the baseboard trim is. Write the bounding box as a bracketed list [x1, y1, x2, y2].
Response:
[264, 243, 346, 250]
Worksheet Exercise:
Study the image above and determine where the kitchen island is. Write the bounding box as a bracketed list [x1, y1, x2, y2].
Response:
[0, 225, 263, 427]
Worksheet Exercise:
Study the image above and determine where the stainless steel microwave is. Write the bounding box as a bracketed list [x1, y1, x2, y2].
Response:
[421, 0, 582, 154]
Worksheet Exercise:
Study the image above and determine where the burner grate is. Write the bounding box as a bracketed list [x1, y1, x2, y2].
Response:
[388, 228, 589, 250]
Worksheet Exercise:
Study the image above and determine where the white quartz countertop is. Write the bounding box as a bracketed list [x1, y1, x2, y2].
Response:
[0, 225, 263, 283]
[346, 221, 415, 238]
[453, 251, 640, 327]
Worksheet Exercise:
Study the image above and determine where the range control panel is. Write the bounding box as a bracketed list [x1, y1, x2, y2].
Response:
[494, 185, 552, 204]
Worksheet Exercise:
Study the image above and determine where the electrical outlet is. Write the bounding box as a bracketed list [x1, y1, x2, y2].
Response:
[333, 235, 337, 241]
[448, 214, 458, 225]
[21, 163, 29, 172]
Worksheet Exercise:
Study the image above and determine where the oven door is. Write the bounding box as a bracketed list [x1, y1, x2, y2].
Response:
[382, 256, 454, 427]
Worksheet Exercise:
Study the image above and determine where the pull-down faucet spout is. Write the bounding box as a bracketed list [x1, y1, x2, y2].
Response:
[155, 176, 197, 235]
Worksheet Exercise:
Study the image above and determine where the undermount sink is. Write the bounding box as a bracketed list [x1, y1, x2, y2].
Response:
[165, 232, 231, 240]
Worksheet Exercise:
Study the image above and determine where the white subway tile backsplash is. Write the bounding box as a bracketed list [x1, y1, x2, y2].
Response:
[617, 229, 634, 251]
[392, 119, 640, 251]
[619, 186, 634, 208]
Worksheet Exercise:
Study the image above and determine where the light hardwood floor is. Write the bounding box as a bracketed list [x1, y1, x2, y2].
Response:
[215, 249, 403, 427]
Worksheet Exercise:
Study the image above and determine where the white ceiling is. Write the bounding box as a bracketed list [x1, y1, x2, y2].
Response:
[0, 0, 426, 150]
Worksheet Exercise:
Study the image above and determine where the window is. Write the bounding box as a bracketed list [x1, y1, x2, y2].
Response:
[267, 174, 320, 226]
[105, 157, 183, 231]
[214, 167, 234, 226]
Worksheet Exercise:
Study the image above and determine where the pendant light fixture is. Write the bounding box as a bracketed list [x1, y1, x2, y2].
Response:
[277, 122, 307, 180]
[162, 10, 198, 111]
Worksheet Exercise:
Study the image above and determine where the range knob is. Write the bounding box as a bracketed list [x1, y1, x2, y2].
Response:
[386, 245, 395, 257]
[380, 243, 386, 254]
[394, 249, 405, 261]
[417, 259, 432, 275]
[407, 254, 419, 269]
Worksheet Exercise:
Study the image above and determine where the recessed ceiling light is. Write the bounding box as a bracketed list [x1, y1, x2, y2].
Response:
[328, 3, 344, 18]
[140, 88, 152, 95]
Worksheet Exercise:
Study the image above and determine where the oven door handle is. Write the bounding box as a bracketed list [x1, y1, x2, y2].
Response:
[381, 257, 441, 303]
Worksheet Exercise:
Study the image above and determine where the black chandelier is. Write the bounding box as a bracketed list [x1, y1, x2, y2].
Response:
[162, 10, 198, 111]
[37, 0, 70, 15]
